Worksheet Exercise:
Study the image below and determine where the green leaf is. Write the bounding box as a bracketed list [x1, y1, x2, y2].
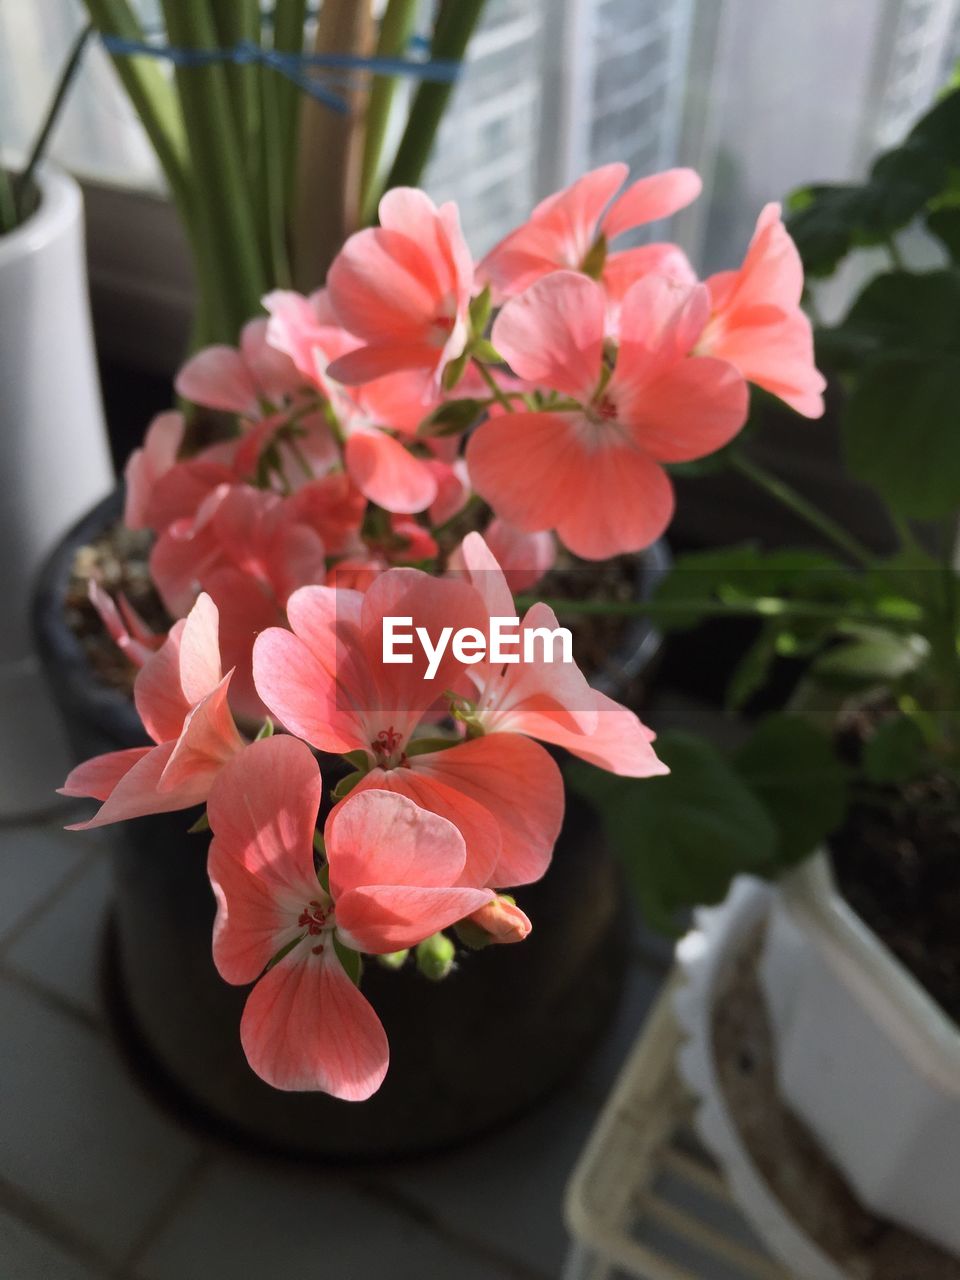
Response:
[468, 285, 492, 334]
[725, 624, 780, 711]
[829, 270, 960, 366]
[331, 770, 364, 800]
[812, 625, 930, 683]
[569, 732, 779, 930]
[843, 353, 960, 517]
[910, 85, 960, 167]
[733, 715, 847, 862]
[862, 715, 928, 784]
[419, 397, 484, 437]
[926, 207, 960, 262]
[652, 544, 849, 631]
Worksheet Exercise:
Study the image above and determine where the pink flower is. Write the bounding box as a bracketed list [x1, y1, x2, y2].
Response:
[697, 203, 826, 417]
[61, 594, 245, 828]
[479, 163, 701, 300]
[87, 582, 161, 669]
[150, 484, 329, 719]
[207, 735, 490, 1096]
[466, 518, 555, 593]
[326, 188, 474, 385]
[452, 533, 666, 779]
[466, 271, 748, 558]
[123, 412, 235, 534]
[252, 571, 564, 889]
[176, 317, 306, 417]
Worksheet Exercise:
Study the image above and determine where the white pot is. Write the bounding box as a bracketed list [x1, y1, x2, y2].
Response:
[760, 850, 960, 1258]
[0, 165, 113, 815]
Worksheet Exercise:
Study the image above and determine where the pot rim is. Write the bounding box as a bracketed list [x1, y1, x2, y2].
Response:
[33, 487, 671, 752]
[781, 850, 960, 1092]
[0, 164, 80, 266]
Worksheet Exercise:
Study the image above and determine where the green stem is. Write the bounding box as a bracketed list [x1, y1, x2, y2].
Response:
[382, 0, 488, 194]
[359, 0, 419, 225]
[731, 452, 874, 568]
[14, 22, 95, 217]
[260, 63, 293, 286]
[517, 593, 922, 628]
[162, 1, 267, 338]
[83, 0, 191, 213]
[475, 360, 514, 413]
[271, 0, 307, 212]
[209, 0, 262, 263]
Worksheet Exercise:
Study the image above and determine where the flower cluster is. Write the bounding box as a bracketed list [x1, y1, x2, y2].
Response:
[64, 165, 823, 1099]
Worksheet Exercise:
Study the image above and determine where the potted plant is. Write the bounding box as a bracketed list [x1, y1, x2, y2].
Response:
[584, 81, 960, 1259]
[37, 149, 826, 1155]
[1, 24, 113, 818]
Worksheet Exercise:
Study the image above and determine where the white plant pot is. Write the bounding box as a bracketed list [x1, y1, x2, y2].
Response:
[0, 165, 113, 816]
[760, 850, 960, 1258]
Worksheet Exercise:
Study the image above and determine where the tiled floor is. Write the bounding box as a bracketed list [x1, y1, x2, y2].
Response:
[0, 811, 668, 1280]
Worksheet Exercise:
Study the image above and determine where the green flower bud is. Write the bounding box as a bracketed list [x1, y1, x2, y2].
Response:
[377, 949, 409, 971]
[416, 932, 456, 981]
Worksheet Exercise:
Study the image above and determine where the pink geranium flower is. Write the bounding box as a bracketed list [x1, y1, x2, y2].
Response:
[207, 735, 490, 1096]
[87, 581, 161, 669]
[326, 188, 474, 385]
[697, 203, 826, 417]
[123, 412, 236, 534]
[150, 484, 329, 719]
[479, 163, 701, 300]
[61, 594, 245, 828]
[466, 271, 748, 558]
[252, 570, 564, 889]
[452, 533, 667, 779]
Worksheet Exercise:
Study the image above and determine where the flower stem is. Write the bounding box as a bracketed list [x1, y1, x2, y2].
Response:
[731, 452, 874, 567]
[474, 360, 514, 413]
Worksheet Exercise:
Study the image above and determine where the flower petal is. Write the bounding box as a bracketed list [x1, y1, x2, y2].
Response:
[345, 429, 438, 514]
[336, 884, 492, 954]
[64, 742, 211, 830]
[206, 735, 322, 897]
[411, 734, 563, 887]
[491, 271, 605, 400]
[176, 346, 259, 416]
[239, 946, 388, 1098]
[601, 167, 702, 241]
[325, 787, 467, 897]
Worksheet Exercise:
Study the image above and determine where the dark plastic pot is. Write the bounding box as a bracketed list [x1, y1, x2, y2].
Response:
[34, 489, 669, 1159]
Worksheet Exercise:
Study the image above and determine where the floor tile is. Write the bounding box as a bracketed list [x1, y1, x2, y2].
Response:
[135, 1158, 520, 1280]
[371, 1086, 599, 1278]
[0, 975, 200, 1263]
[0, 825, 87, 944]
[0, 1204, 103, 1280]
[6, 853, 111, 1020]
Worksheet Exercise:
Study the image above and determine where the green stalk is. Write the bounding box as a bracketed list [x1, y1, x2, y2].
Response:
[260, 64, 293, 286]
[731, 452, 874, 568]
[209, 0, 262, 258]
[272, 0, 308, 211]
[162, 2, 268, 337]
[14, 23, 95, 218]
[359, 0, 419, 225]
[516, 594, 923, 628]
[83, 0, 191, 214]
[382, 0, 488, 195]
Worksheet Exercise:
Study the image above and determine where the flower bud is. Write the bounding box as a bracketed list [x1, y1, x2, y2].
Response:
[377, 949, 409, 971]
[415, 932, 456, 981]
[464, 895, 532, 946]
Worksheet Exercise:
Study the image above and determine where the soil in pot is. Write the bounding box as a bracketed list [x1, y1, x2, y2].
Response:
[829, 710, 960, 1023]
[714, 928, 960, 1279]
